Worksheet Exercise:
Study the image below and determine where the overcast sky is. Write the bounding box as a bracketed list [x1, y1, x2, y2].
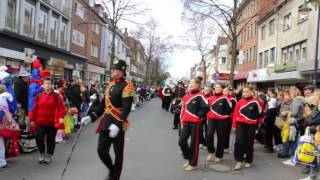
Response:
[117, 0, 203, 79]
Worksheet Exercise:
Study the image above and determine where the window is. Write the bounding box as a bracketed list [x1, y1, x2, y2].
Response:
[264, 50, 269, 66]
[269, 19, 275, 35]
[298, 10, 308, 23]
[92, 17, 100, 34]
[75, 2, 85, 20]
[60, 21, 68, 49]
[295, 45, 301, 62]
[261, 25, 266, 40]
[72, 30, 85, 47]
[5, 0, 18, 30]
[254, 46, 257, 60]
[249, 48, 252, 61]
[246, 50, 249, 64]
[49, 16, 58, 45]
[301, 42, 307, 62]
[259, 52, 263, 68]
[91, 44, 99, 58]
[289, 47, 293, 61]
[221, 57, 226, 64]
[23, 2, 35, 36]
[283, 13, 292, 31]
[282, 49, 288, 63]
[38, 10, 48, 41]
[270, 47, 275, 63]
[62, 0, 69, 13]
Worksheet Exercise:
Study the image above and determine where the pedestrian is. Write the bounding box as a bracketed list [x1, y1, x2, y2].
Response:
[14, 67, 29, 130]
[264, 88, 281, 153]
[172, 80, 186, 130]
[233, 85, 263, 170]
[81, 60, 135, 180]
[68, 79, 83, 128]
[199, 84, 213, 149]
[224, 87, 237, 153]
[179, 77, 209, 171]
[30, 78, 66, 164]
[206, 83, 232, 162]
[162, 86, 172, 111]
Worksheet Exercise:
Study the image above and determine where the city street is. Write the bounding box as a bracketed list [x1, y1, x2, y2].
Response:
[0, 98, 308, 180]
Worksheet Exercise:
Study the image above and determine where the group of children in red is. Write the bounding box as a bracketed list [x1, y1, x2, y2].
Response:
[178, 77, 264, 171]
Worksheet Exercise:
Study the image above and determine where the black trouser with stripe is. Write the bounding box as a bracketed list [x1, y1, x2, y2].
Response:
[200, 117, 207, 146]
[173, 112, 180, 129]
[98, 127, 125, 180]
[224, 118, 233, 149]
[234, 122, 257, 163]
[207, 119, 228, 158]
[36, 125, 57, 155]
[179, 122, 200, 166]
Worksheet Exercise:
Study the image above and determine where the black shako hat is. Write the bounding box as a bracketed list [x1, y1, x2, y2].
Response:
[111, 60, 127, 72]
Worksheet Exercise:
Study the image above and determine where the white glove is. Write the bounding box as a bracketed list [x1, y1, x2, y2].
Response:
[90, 94, 97, 101]
[81, 116, 92, 125]
[108, 124, 120, 138]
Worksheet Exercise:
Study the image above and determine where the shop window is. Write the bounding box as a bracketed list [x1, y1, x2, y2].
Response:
[23, 2, 35, 37]
[38, 9, 48, 41]
[5, 0, 18, 31]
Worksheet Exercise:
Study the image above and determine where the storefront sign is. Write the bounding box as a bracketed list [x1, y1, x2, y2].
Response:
[49, 58, 67, 67]
[87, 64, 105, 75]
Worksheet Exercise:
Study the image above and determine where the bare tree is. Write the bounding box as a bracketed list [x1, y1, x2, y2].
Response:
[182, 0, 269, 87]
[100, 0, 148, 73]
[132, 18, 174, 85]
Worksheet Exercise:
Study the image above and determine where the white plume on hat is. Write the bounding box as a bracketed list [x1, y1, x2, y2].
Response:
[18, 66, 30, 77]
[0, 66, 9, 80]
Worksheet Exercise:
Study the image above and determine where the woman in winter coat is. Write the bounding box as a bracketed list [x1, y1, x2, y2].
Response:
[31, 78, 66, 164]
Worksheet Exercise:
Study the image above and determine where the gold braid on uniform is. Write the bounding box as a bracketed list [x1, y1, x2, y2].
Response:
[122, 80, 135, 98]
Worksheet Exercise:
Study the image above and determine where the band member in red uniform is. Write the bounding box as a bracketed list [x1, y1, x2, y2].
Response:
[172, 81, 186, 130]
[224, 87, 237, 152]
[179, 78, 209, 171]
[199, 85, 213, 149]
[206, 83, 232, 162]
[232, 86, 264, 170]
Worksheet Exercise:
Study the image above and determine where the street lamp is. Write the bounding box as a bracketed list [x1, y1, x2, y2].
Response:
[298, 0, 320, 86]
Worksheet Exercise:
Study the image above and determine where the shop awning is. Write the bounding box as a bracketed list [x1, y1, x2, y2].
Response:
[247, 68, 304, 83]
[234, 72, 248, 80]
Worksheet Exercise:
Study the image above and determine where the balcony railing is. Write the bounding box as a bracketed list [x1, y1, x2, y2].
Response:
[275, 61, 297, 72]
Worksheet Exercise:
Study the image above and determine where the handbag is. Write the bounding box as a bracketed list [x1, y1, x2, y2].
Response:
[275, 117, 286, 129]
[294, 127, 318, 167]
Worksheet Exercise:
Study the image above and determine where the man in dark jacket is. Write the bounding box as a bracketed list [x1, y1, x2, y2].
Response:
[14, 69, 30, 126]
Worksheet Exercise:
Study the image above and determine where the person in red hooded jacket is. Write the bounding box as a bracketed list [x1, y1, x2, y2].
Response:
[206, 83, 232, 162]
[179, 77, 209, 171]
[232, 85, 264, 170]
[31, 78, 66, 164]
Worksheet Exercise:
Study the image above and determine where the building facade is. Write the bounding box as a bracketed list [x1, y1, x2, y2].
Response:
[247, 0, 319, 90]
[0, 0, 87, 80]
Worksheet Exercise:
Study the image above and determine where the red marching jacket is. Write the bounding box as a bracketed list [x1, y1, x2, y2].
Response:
[180, 91, 209, 125]
[232, 97, 264, 128]
[207, 94, 232, 120]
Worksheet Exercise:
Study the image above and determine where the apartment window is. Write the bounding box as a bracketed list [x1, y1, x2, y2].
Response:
[264, 50, 269, 66]
[60, 21, 68, 49]
[289, 47, 293, 61]
[250, 24, 253, 38]
[295, 45, 301, 62]
[72, 30, 85, 47]
[38, 10, 48, 41]
[283, 13, 292, 31]
[5, 0, 18, 30]
[246, 50, 249, 64]
[49, 16, 58, 46]
[62, 0, 69, 13]
[301, 42, 307, 62]
[261, 25, 266, 40]
[221, 57, 226, 64]
[91, 44, 99, 58]
[269, 19, 275, 35]
[92, 18, 100, 34]
[282, 49, 288, 63]
[298, 9, 308, 23]
[270, 47, 275, 63]
[254, 45, 257, 60]
[23, 2, 35, 36]
[75, 2, 85, 20]
[259, 52, 263, 68]
[249, 48, 252, 61]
